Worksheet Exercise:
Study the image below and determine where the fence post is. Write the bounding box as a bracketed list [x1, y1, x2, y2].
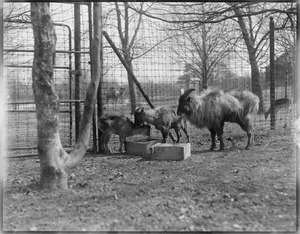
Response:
[269, 17, 276, 130]
[87, 3, 98, 152]
[97, 3, 104, 152]
[68, 25, 73, 146]
[74, 3, 82, 140]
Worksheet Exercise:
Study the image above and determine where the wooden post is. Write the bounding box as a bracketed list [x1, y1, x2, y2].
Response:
[296, 5, 299, 120]
[97, 3, 104, 152]
[88, 3, 98, 152]
[269, 17, 276, 130]
[295, 5, 300, 221]
[74, 3, 82, 139]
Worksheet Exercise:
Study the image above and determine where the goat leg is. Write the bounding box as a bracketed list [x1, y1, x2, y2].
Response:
[99, 132, 105, 152]
[181, 126, 190, 143]
[161, 129, 169, 143]
[119, 135, 126, 153]
[245, 124, 253, 150]
[217, 125, 225, 151]
[218, 134, 225, 151]
[237, 116, 253, 150]
[209, 129, 216, 151]
[245, 131, 252, 150]
[167, 132, 176, 143]
[101, 134, 111, 154]
[174, 127, 181, 143]
[103, 134, 112, 154]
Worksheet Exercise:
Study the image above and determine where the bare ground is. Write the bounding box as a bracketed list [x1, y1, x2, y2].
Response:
[3, 126, 297, 232]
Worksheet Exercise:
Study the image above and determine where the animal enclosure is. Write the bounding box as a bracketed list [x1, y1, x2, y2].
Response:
[3, 3, 296, 157]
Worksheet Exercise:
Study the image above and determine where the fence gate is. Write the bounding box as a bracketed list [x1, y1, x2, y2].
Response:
[4, 19, 77, 157]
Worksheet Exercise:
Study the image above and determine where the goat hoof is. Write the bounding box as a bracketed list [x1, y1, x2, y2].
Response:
[209, 147, 215, 151]
[245, 146, 250, 150]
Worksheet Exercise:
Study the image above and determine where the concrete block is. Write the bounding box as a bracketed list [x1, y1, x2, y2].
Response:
[125, 138, 162, 156]
[150, 143, 191, 161]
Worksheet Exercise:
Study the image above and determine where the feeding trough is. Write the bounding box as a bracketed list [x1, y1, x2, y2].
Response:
[125, 138, 191, 161]
[125, 138, 161, 157]
[150, 143, 191, 161]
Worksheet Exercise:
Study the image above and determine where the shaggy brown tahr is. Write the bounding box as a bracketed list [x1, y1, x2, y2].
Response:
[134, 106, 189, 143]
[177, 88, 259, 151]
[106, 87, 126, 105]
[264, 97, 292, 119]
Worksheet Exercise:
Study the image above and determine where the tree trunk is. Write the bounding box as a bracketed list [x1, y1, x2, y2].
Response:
[249, 49, 265, 113]
[31, 3, 69, 189]
[126, 58, 137, 114]
[202, 61, 208, 90]
[201, 23, 208, 90]
[31, 3, 102, 190]
[115, 2, 140, 114]
[233, 7, 265, 113]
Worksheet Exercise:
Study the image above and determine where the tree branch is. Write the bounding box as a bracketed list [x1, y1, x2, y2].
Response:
[132, 34, 182, 60]
[128, 3, 296, 27]
[128, 2, 144, 51]
[115, 2, 125, 48]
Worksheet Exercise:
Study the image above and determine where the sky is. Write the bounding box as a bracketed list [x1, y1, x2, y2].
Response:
[4, 2, 294, 87]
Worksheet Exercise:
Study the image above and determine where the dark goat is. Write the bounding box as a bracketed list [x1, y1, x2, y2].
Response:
[98, 112, 150, 154]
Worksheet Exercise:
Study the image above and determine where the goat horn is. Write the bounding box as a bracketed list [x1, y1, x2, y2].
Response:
[182, 88, 195, 97]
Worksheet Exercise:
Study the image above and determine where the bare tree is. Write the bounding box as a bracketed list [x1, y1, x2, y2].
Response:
[229, 3, 295, 113]
[4, 3, 31, 25]
[3, 3, 32, 59]
[129, 2, 297, 113]
[31, 2, 101, 190]
[113, 2, 144, 114]
[229, 4, 266, 113]
[171, 15, 234, 90]
[129, 2, 296, 27]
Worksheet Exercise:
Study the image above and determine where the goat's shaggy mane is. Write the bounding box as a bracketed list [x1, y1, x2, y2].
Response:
[186, 89, 242, 129]
[227, 90, 259, 117]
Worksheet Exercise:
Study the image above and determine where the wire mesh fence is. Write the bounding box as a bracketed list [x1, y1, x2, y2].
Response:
[4, 20, 73, 154]
[3, 2, 296, 157]
[4, 3, 92, 157]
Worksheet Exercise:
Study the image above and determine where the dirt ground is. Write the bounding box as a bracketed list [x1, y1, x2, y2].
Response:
[3, 126, 298, 232]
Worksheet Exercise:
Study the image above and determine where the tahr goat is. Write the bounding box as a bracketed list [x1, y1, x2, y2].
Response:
[177, 88, 259, 151]
[265, 97, 292, 119]
[134, 106, 189, 144]
[98, 112, 150, 154]
[106, 87, 126, 106]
